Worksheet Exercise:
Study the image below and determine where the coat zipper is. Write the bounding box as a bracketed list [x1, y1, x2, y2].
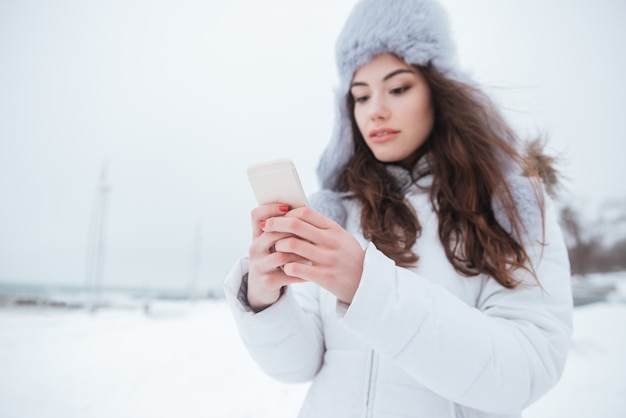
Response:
[365, 350, 378, 417]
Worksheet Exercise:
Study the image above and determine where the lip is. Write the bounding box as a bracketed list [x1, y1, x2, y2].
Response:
[369, 127, 400, 143]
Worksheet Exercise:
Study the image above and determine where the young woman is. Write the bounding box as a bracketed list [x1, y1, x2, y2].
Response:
[224, 0, 573, 416]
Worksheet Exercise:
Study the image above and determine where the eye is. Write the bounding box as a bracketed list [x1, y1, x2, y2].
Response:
[390, 86, 410, 95]
[353, 95, 369, 104]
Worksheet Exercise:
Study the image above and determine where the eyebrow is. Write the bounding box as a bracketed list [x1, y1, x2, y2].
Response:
[350, 69, 415, 88]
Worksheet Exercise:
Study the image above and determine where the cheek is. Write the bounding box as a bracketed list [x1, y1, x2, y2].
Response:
[353, 108, 368, 137]
[408, 101, 434, 133]
[420, 107, 435, 133]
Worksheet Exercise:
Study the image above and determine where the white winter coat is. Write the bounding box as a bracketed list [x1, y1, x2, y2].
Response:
[223, 182, 573, 418]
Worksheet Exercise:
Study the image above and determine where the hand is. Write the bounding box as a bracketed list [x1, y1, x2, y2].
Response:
[260, 207, 365, 304]
[247, 204, 308, 312]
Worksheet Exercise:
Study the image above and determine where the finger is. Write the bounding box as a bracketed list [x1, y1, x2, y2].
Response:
[250, 263, 308, 287]
[268, 251, 311, 271]
[249, 231, 292, 258]
[285, 207, 337, 230]
[250, 204, 290, 238]
[250, 233, 311, 276]
[247, 270, 305, 309]
[262, 216, 318, 244]
[274, 236, 322, 262]
[281, 259, 323, 282]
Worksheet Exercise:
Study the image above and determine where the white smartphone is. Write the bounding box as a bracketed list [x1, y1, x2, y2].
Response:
[247, 159, 308, 208]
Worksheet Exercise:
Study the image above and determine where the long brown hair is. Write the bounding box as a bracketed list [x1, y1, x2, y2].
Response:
[339, 64, 543, 289]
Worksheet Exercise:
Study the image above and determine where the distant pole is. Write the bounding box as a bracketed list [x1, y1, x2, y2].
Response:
[85, 160, 111, 312]
[189, 222, 202, 302]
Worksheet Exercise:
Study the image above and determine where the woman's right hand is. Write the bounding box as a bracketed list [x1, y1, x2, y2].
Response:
[247, 204, 308, 312]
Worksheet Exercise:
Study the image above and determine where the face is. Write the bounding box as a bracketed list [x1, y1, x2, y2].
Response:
[350, 53, 434, 166]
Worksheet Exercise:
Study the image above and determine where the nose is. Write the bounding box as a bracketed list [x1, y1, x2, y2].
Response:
[368, 94, 390, 121]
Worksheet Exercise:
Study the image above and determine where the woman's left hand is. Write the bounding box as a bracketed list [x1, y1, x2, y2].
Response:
[260, 207, 365, 304]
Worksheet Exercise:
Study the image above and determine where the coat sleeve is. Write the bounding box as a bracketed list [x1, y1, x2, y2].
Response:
[223, 257, 325, 383]
[339, 197, 573, 414]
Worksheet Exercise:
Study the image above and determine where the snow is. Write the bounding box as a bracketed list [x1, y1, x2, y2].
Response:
[524, 302, 626, 418]
[0, 301, 307, 418]
[1, 298, 625, 417]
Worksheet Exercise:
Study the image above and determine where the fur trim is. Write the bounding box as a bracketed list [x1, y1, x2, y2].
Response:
[492, 140, 560, 241]
[492, 174, 543, 242]
[308, 189, 349, 226]
[524, 138, 560, 198]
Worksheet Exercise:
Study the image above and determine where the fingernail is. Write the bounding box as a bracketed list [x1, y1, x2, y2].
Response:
[259, 221, 266, 229]
[278, 205, 289, 213]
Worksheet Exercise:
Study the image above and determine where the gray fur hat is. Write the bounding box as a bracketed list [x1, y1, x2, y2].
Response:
[317, 0, 466, 191]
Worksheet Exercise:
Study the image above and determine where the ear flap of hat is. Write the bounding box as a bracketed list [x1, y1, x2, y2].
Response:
[317, 88, 354, 190]
[492, 173, 545, 244]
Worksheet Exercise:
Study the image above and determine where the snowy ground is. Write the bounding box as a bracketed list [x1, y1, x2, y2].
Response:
[1, 287, 625, 417]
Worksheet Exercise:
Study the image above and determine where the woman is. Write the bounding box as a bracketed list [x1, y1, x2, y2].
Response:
[224, 0, 572, 416]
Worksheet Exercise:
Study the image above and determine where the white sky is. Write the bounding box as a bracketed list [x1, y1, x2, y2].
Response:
[1, 0, 625, 292]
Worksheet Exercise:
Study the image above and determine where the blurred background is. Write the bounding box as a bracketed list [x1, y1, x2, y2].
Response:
[1, 0, 625, 299]
[1, 0, 625, 416]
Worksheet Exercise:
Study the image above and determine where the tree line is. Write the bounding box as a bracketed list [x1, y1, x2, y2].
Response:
[559, 200, 626, 276]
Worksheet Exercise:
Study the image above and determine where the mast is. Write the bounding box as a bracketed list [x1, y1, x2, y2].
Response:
[189, 223, 202, 301]
[85, 160, 111, 312]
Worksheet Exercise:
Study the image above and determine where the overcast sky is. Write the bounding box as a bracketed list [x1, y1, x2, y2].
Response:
[1, 0, 625, 293]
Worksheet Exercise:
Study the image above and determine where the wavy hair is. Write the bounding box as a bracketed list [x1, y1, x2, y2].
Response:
[339, 64, 543, 288]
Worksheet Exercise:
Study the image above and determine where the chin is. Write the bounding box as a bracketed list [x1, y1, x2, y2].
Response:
[373, 153, 409, 164]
